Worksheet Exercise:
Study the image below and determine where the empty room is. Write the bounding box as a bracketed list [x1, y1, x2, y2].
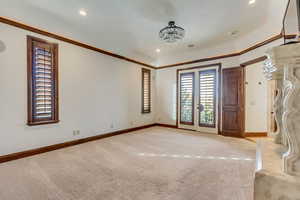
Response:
[1, 0, 300, 199]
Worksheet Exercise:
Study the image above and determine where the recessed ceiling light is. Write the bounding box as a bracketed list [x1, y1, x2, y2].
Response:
[249, 0, 256, 5]
[79, 9, 87, 16]
[156, 49, 161, 53]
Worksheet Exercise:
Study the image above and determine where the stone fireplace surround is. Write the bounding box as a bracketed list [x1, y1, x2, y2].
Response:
[254, 42, 300, 200]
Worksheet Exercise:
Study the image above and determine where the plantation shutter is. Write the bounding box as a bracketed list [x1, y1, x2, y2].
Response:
[199, 69, 216, 127]
[27, 36, 59, 125]
[180, 72, 194, 125]
[142, 68, 151, 113]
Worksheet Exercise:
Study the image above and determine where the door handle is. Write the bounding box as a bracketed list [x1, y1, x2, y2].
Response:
[199, 104, 204, 112]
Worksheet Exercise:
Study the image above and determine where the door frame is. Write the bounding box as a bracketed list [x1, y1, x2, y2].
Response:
[240, 56, 267, 137]
[176, 63, 222, 134]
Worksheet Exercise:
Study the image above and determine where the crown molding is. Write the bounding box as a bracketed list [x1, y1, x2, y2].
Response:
[158, 52, 241, 69]
[240, 56, 268, 67]
[0, 17, 297, 71]
[0, 17, 156, 69]
[158, 33, 297, 69]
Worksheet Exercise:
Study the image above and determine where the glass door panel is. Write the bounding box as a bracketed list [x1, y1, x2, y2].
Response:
[179, 72, 195, 125]
[199, 69, 216, 127]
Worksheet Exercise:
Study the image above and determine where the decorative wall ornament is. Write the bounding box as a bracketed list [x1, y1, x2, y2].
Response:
[263, 55, 283, 80]
[159, 21, 185, 43]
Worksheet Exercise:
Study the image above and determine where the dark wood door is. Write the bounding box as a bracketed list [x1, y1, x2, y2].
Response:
[222, 67, 245, 137]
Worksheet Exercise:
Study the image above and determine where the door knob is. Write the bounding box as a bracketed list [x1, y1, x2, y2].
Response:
[199, 104, 204, 112]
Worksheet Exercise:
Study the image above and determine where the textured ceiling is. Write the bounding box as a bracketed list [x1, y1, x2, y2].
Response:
[0, 0, 284, 65]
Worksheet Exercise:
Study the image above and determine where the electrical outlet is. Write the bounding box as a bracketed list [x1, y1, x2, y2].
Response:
[110, 123, 114, 128]
[130, 121, 134, 126]
[73, 130, 80, 136]
[73, 130, 77, 136]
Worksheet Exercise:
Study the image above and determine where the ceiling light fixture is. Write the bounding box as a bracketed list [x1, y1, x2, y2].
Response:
[159, 21, 185, 43]
[156, 48, 161, 53]
[79, 9, 87, 16]
[249, 0, 256, 5]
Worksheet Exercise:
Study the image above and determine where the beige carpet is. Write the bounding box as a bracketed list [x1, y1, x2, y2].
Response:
[0, 127, 256, 200]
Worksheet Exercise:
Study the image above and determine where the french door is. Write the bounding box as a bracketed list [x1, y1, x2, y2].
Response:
[178, 65, 220, 134]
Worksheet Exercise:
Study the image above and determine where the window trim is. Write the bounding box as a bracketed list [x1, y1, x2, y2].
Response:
[27, 36, 59, 126]
[141, 68, 151, 114]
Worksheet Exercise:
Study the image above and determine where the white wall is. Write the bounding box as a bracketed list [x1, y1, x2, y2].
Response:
[245, 62, 268, 133]
[155, 0, 288, 126]
[0, 0, 290, 155]
[0, 23, 155, 156]
[156, 56, 239, 126]
[155, 37, 284, 127]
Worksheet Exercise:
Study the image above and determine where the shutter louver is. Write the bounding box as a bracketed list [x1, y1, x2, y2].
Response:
[142, 69, 151, 113]
[199, 69, 216, 127]
[180, 72, 194, 125]
[27, 36, 59, 126]
[33, 47, 53, 120]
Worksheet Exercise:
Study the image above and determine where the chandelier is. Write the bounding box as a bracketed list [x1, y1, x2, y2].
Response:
[159, 21, 185, 43]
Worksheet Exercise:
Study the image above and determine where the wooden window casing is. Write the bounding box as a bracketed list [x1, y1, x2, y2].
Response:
[142, 68, 151, 113]
[27, 36, 59, 126]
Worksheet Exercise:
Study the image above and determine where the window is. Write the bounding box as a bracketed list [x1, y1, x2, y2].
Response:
[142, 68, 151, 113]
[27, 36, 59, 126]
[199, 69, 216, 127]
[180, 72, 195, 125]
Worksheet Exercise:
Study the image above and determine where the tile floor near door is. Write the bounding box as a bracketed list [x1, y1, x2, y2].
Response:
[0, 127, 256, 200]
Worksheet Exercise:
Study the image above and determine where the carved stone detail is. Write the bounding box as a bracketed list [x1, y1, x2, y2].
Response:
[264, 43, 300, 176]
[264, 57, 285, 145]
[282, 64, 300, 176]
[272, 81, 284, 144]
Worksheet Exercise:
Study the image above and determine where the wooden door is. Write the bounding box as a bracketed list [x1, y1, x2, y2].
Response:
[222, 67, 245, 137]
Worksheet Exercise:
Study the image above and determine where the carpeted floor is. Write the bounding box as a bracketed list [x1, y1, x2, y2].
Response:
[0, 127, 256, 200]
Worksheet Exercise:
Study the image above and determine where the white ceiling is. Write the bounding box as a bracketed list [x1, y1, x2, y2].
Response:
[1, 0, 276, 65]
